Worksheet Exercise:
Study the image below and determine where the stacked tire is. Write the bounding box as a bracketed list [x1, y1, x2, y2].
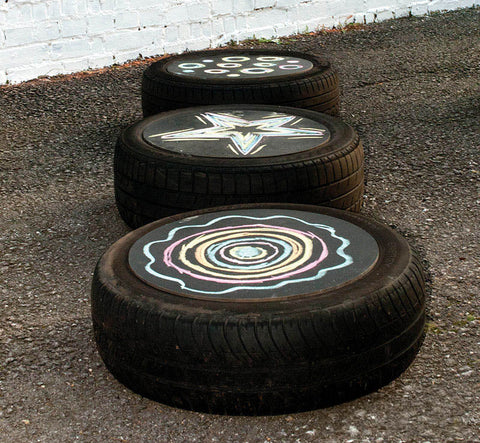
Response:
[115, 105, 364, 229]
[142, 49, 340, 117]
[91, 48, 426, 415]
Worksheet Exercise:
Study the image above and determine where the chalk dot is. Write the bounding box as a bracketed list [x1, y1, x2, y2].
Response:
[178, 62, 205, 69]
[279, 64, 303, 70]
[287, 60, 300, 63]
[257, 56, 284, 62]
[240, 67, 274, 74]
[203, 59, 214, 62]
[223, 56, 250, 62]
[182, 70, 194, 73]
[253, 62, 276, 67]
[227, 74, 241, 77]
[232, 246, 262, 259]
[205, 69, 229, 74]
[218, 62, 242, 68]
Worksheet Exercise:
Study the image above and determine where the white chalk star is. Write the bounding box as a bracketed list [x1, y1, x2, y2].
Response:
[148, 111, 326, 155]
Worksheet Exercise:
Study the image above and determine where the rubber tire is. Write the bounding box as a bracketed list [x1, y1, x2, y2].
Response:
[142, 49, 340, 117]
[91, 203, 426, 416]
[114, 105, 364, 229]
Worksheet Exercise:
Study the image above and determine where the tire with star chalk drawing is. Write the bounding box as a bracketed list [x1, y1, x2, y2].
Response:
[142, 49, 340, 116]
[91, 203, 426, 415]
[114, 104, 364, 228]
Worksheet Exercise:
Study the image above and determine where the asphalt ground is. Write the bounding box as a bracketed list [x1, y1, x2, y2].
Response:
[1, 7, 479, 442]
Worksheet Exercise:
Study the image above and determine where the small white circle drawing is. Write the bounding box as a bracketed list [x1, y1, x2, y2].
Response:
[217, 63, 242, 68]
[227, 74, 241, 77]
[240, 67, 275, 74]
[279, 64, 303, 70]
[178, 63, 205, 69]
[257, 56, 284, 62]
[253, 62, 276, 67]
[205, 69, 230, 74]
[287, 60, 300, 63]
[182, 70, 195, 73]
[222, 56, 250, 62]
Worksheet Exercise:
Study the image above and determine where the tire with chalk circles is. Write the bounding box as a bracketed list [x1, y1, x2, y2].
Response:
[91, 203, 426, 415]
[142, 49, 340, 117]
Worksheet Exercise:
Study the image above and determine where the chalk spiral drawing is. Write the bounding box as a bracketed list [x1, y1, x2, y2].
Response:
[140, 214, 353, 295]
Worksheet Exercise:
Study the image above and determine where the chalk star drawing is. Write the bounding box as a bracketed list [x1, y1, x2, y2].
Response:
[147, 112, 327, 156]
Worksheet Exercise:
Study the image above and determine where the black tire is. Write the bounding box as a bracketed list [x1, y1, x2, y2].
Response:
[142, 49, 339, 117]
[91, 203, 426, 415]
[114, 104, 364, 229]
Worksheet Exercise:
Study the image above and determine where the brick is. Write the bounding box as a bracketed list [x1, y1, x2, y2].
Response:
[365, 0, 395, 9]
[3, 27, 35, 47]
[86, 0, 102, 14]
[274, 23, 297, 35]
[246, 8, 287, 29]
[34, 23, 61, 42]
[6, 3, 32, 23]
[8, 59, 61, 82]
[165, 25, 179, 43]
[223, 16, 236, 34]
[0, 44, 49, 68]
[362, 12, 376, 23]
[47, 0, 62, 18]
[88, 14, 115, 34]
[374, 9, 396, 21]
[165, 5, 189, 24]
[410, 4, 430, 15]
[276, 0, 296, 8]
[114, 49, 144, 64]
[211, 18, 224, 35]
[51, 38, 91, 60]
[115, 11, 140, 29]
[163, 41, 186, 55]
[255, 0, 276, 9]
[139, 8, 165, 27]
[32, 4, 48, 21]
[61, 18, 88, 38]
[62, 57, 90, 74]
[177, 23, 191, 40]
[62, 0, 88, 17]
[191, 22, 211, 39]
[185, 37, 211, 51]
[99, 0, 117, 11]
[390, 7, 411, 19]
[233, 0, 254, 13]
[296, 3, 328, 22]
[88, 53, 116, 69]
[90, 37, 106, 53]
[103, 28, 155, 51]
[6, 66, 42, 84]
[187, 3, 211, 21]
[212, 0, 233, 15]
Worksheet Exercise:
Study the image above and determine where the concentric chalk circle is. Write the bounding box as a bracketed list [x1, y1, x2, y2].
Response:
[128, 209, 379, 299]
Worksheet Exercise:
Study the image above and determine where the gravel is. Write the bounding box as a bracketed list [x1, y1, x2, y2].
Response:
[1, 7, 479, 442]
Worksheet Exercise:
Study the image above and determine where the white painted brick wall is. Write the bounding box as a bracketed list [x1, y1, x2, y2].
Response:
[0, 0, 478, 84]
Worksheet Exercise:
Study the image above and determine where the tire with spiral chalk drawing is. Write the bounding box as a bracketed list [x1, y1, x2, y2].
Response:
[91, 203, 426, 415]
